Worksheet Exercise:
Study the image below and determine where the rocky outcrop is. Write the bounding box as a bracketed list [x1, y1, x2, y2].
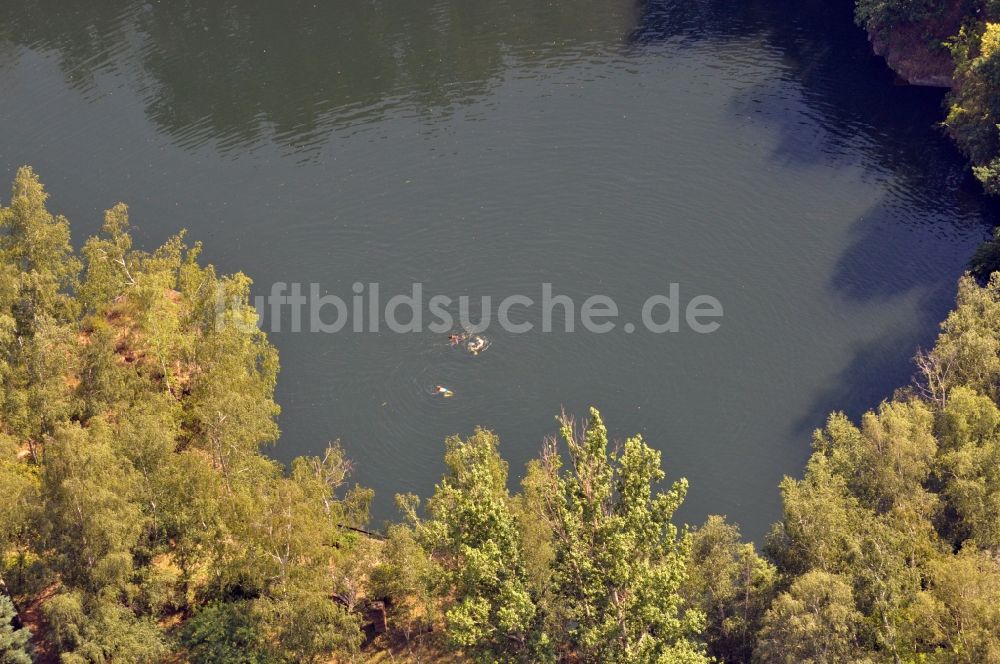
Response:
[866, 4, 964, 88]
[870, 23, 954, 87]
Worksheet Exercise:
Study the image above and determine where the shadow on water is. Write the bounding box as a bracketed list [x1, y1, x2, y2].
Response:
[633, 0, 999, 440]
[791, 325, 933, 434]
[792, 196, 986, 436]
[630, 0, 996, 294]
[630, 0, 990, 227]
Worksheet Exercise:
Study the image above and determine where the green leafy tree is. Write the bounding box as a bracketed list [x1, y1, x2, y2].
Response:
[684, 515, 777, 663]
[414, 428, 546, 662]
[185, 270, 280, 486]
[934, 386, 1000, 548]
[969, 228, 1000, 280]
[0, 169, 375, 662]
[369, 520, 441, 643]
[948, 23, 1000, 194]
[78, 202, 135, 312]
[179, 600, 268, 664]
[0, 435, 38, 557]
[0, 594, 30, 664]
[539, 408, 708, 664]
[43, 590, 166, 664]
[767, 412, 938, 661]
[0, 167, 81, 460]
[264, 590, 363, 663]
[510, 460, 559, 632]
[0, 165, 79, 336]
[854, 0, 943, 32]
[756, 571, 869, 664]
[40, 420, 142, 589]
[904, 546, 1000, 663]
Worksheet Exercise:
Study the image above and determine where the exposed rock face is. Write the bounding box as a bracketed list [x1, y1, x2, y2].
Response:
[870, 24, 954, 87]
[866, 5, 964, 88]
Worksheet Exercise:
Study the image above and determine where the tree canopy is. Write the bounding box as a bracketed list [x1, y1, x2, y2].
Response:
[2, 168, 1000, 662]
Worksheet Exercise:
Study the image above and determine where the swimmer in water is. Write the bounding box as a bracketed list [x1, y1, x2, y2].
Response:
[434, 385, 454, 398]
[467, 335, 487, 355]
[448, 332, 467, 345]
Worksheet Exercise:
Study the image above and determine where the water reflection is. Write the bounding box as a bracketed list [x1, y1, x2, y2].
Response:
[2, 0, 632, 153]
[5, 0, 990, 223]
[632, 0, 989, 217]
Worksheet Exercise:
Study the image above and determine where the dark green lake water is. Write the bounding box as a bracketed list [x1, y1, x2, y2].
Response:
[1, 0, 995, 538]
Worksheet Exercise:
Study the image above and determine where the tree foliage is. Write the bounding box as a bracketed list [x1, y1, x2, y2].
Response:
[683, 516, 776, 663]
[3, 169, 1000, 663]
[405, 428, 545, 661]
[762, 275, 1000, 663]
[536, 409, 708, 664]
[0, 170, 366, 663]
[0, 594, 30, 664]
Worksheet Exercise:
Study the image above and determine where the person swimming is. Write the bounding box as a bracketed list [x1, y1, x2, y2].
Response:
[434, 385, 454, 398]
[466, 335, 487, 355]
[448, 332, 467, 345]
